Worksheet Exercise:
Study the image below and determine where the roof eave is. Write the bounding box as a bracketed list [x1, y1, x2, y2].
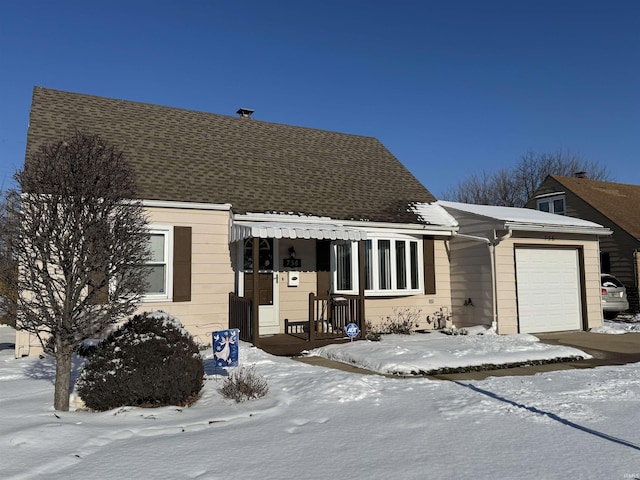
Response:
[503, 222, 613, 236]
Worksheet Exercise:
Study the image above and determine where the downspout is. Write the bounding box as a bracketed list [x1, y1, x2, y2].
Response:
[453, 229, 513, 332]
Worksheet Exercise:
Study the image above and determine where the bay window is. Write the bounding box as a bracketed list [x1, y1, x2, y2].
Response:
[332, 236, 422, 295]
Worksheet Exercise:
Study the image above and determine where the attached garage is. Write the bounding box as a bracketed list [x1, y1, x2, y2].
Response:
[515, 247, 582, 333]
[438, 201, 612, 335]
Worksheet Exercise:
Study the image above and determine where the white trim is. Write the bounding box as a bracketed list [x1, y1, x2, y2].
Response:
[330, 235, 425, 297]
[231, 214, 456, 242]
[142, 225, 173, 302]
[363, 237, 423, 295]
[331, 241, 359, 295]
[231, 220, 367, 242]
[536, 194, 566, 215]
[534, 191, 565, 199]
[503, 223, 612, 236]
[143, 199, 232, 211]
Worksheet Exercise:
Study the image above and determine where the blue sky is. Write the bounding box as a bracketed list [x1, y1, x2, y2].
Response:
[1, 1, 638, 196]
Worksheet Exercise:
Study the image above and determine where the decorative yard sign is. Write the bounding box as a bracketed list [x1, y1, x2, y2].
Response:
[345, 323, 360, 341]
[212, 329, 239, 368]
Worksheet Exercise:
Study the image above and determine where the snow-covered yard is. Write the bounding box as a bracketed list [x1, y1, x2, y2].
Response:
[1, 322, 640, 479]
[308, 328, 590, 375]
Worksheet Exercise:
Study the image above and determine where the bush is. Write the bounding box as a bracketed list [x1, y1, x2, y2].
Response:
[221, 365, 268, 403]
[77, 311, 204, 411]
[367, 307, 422, 336]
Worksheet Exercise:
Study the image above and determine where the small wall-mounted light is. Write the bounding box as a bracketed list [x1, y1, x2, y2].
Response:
[464, 298, 474, 306]
[288, 246, 296, 259]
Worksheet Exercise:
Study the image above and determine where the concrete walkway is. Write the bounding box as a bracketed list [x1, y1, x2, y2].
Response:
[294, 331, 640, 381]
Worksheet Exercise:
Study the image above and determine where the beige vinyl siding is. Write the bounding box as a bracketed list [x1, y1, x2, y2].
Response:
[495, 232, 602, 334]
[278, 239, 318, 327]
[140, 207, 234, 344]
[364, 237, 452, 330]
[276, 237, 453, 332]
[449, 237, 493, 328]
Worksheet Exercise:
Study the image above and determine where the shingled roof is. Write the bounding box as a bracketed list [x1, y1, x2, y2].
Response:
[26, 87, 436, 224]
[549, 174, 640, 240]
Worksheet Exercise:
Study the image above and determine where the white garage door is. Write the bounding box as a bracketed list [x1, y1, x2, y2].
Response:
[515, 248, 582, 333]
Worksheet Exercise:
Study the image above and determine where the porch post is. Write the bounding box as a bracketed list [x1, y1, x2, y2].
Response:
[358, 240, 367, 335]
[252, 237, 260, 347]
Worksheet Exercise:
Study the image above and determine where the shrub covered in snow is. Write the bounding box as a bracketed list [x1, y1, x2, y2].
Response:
[221, 365, 268, 403]
[77, 311, 204, 411]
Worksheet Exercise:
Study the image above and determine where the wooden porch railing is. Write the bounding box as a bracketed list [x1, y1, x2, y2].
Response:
[229, 292, 253, 343]
[305, 293, 363, 341]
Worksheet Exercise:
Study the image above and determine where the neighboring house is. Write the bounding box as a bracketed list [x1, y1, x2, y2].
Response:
[16, 87, 458, 356]
[435, 201, 611, 334]
[527, 175, 640, 313]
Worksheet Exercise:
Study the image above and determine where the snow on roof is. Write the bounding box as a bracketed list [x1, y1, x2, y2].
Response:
[409, 202, 459, 227]
[437, 200, 607, 230]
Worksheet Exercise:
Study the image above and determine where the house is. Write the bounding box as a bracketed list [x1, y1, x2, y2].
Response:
[434, 201, 611, 334]
[527, 175, 640, 313]
[16, 87, 458, 356]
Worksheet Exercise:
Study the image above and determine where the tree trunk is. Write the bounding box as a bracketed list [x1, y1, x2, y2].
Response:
[53, 347, 73, 411]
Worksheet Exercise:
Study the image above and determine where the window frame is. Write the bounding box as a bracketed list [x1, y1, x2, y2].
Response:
[331, 234, 423, 296]
[536, 194, 566, 215]
[142, 225, 173, 302]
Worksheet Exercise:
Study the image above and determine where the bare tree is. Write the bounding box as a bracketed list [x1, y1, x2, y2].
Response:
[3, 132, 150, 411]
[0, 190, 16, 327]
[442, 150, 612, 207]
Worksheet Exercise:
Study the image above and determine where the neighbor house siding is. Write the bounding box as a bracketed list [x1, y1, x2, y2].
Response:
[140, 207, 234, 344]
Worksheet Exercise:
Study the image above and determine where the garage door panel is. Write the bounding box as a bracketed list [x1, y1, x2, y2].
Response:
[515, 248, 582, 333]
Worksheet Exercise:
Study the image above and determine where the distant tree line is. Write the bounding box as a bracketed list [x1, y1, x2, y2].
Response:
[441, 150, 612, 207]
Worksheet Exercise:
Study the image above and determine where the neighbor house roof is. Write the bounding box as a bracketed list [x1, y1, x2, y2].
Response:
[546, 175, 640, 241]
[26, 87, 437, 224]
[438, 200, 611, 236]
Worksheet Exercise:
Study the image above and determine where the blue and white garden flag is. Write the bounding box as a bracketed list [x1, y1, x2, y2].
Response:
[212, 329, 239, 368]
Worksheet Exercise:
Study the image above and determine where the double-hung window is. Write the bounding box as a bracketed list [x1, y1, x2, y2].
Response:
[144, 226, 172, 300]
[333, 235, 422, 295]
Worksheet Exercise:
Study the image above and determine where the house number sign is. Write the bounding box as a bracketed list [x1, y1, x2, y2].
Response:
[283, 258, 301, 268]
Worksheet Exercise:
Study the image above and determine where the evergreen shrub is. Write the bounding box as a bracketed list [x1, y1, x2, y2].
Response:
[77, 311, 204, 411]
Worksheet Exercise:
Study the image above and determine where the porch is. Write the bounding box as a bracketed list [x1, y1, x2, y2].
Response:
[229, 292, 365, 356]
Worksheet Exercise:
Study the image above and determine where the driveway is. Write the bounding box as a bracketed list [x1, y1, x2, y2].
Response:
[432, 331, 640, 381]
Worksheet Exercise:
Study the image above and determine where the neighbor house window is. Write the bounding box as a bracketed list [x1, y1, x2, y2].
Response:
[332, 236, 422, 295]
[536, 194, 565, 215]
[144, 226, 172, 300]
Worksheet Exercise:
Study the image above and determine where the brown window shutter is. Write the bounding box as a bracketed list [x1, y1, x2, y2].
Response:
[423, 236, 436, 295]
[173, 226, 192, 302]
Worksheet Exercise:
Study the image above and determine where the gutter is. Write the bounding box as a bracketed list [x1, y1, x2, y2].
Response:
[453, 229, 513, 332]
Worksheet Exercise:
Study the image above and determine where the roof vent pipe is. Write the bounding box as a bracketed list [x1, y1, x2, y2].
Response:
[574, 171, 587, 178]
[236, 108, 255, 119]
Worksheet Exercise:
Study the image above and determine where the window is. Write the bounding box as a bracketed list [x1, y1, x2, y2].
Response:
[537, 195, 565, 215]
[332, 236, 422, 295]
[600, 252, 611, 274]
[334, 241, 357, 293]
[144, 226, 172, 300]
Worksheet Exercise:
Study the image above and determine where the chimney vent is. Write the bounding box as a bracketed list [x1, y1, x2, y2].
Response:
[236, 108, 255, 119]
[574, 171, 587, 178]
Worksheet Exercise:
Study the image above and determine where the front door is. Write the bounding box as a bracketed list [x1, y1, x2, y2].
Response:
[243, 238, 279, 335]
